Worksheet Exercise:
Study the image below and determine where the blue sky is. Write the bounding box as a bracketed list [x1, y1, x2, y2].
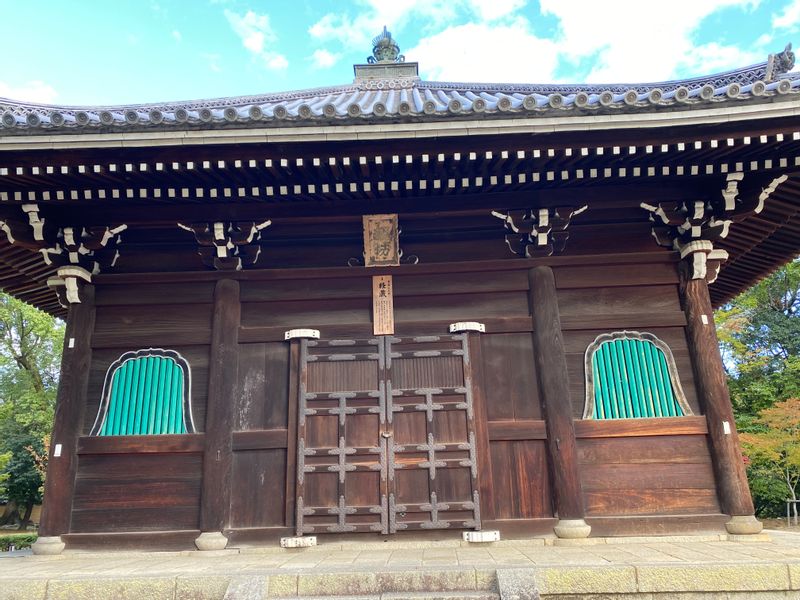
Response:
[0, 0, 797, 106]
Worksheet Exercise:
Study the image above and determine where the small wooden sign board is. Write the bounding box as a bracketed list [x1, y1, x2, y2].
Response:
[363, 214, 399, 267]
[372, 275, 394, 335]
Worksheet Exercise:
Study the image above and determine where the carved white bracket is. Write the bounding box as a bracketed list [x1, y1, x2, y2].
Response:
[449, 322, 486, 333]
[641, 172, 787, 283]
[46, 265, 92, 306]
[285, 328, 321, 340]
[492, 205, 587, 257]
[178, 220, 271, 270]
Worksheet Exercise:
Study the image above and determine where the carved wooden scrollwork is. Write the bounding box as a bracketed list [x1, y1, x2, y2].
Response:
[0, 203, 126, 305]
[641, 173, 787, 283]
[178, 220, 271, 270]
[492, 205, 588, 258]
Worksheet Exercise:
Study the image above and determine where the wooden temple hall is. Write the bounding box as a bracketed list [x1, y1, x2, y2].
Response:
[0, 32, 799, 554]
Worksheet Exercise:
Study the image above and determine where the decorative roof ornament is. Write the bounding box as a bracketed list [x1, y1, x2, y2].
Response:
[367, 26, 405, 64]
[766, 43, 795, 81]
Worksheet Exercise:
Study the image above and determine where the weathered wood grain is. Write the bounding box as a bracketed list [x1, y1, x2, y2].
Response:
[77, 434, 204, 454]
[39, 285, 95, 538]
[682, 276, 755, 517]
[529, 266, 585, 521]
[199, 279, 240, 533]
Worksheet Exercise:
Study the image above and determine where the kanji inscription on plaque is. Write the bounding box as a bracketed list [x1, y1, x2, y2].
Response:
[363, 214, 400, 267]
[372, 275, 395, 335]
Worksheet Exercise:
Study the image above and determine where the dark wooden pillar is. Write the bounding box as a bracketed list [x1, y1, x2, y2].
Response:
[529, 267, 590, 538]
[34, 285, 96, 555]
[196, 278, 240, 550]
[681, 275, 761, 534]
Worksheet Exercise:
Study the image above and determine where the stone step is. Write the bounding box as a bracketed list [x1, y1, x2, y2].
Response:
[270, 594, 499, 600]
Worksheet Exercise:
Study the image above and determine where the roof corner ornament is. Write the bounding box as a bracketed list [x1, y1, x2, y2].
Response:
[640, 172, 789, 283]
[491, 206, 588, 258]
[0, 204, 125, 306]
[367, 26, 405, 64]
[178, 220, 271, 271]
[766, 43, 795, 81]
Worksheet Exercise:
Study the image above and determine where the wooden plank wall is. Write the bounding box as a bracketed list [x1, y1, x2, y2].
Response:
[68, 253, 722, 536]
[72, 282, 214, 534]
[554, 263, 719, 518]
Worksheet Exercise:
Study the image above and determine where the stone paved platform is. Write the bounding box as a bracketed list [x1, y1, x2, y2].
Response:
[2, 531, 800, 599]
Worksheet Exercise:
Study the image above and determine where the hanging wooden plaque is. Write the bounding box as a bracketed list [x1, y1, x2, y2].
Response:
[363, 214, 399, 267]
[372, 275, 395, 335]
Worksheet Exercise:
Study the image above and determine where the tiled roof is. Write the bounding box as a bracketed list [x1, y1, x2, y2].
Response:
[1, 54, 799, 135]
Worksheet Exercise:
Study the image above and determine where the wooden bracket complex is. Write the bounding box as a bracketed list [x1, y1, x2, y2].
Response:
[492, 206, 587, 258]
[0, 203, 126, 305]
[178, 220, 271, 270]
[641, 172, 788, 282]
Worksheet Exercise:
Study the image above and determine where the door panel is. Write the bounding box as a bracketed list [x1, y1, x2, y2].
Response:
[296, 334, 480, 534]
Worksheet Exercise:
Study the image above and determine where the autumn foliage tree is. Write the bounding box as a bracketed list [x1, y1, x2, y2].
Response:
[740, 398, 800, 519]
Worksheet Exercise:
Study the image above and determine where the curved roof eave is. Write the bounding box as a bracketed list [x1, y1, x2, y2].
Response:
[1, 56, 798, 142]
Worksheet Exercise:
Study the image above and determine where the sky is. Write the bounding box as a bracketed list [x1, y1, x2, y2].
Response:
[0, 0, 798, 107]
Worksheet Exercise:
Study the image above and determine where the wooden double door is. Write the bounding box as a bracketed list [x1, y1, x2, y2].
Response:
[296, 333, 481, 535]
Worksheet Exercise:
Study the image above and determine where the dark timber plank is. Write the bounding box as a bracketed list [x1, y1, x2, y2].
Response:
[529, 266, 585, 521]
[232, 429, 288, 451]
[682, 275, 755, 517]
[467, 332, 496, 521]
[94, 252, 679, 285]
[39, 284, 96, 538]
[488, 420, 548, 441]
[285, 340, 300, 528]
[199, 279, 240, 533]
[574, 416, 708, 439]
[77, 434, 205, 454]
[239, 317, 533, 343]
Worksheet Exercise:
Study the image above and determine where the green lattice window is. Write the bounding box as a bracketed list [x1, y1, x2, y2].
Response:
[583, 331, 691, 420]
[90, 349, 194, 435]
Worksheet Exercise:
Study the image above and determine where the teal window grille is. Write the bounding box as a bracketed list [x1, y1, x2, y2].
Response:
[583, 331, 691, 420]
[90, 349, 194, 435]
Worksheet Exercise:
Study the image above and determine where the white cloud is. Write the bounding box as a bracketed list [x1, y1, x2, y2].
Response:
[310, 49, 341, 69]
[464, 0, 525, 21]
[308, 0, 494, 53]
[773, 0, 800, 29]
[172, 30, 182, 43]
[202, 53, 222, 73]
[409, 20, 559, 82]
[540, 0, 760, 82]
[225, 9, 288, 70]
[0, 81, 58, 104]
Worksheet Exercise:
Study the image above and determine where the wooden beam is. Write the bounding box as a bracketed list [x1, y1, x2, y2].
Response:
[487, 420, 548, 441]
[529, 266, 587, 523]
[199, 279, 240, 534]
[681, 275, 756, 518]
[574, 416, 708, 439]
[38, 284, 96, 538]
[77, 434, 205, 454]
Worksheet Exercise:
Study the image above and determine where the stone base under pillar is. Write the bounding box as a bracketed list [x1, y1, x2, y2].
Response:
[194, 531, 228, 551]
[31, 536, 65, 555]
[553, 518, 592, 539]
[725, 515, 763, 535]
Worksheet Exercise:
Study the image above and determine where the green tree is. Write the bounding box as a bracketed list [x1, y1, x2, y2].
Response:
[717, 261, 800, 415]
[717, 261, 800, 516]
[0, 294, 63, 529]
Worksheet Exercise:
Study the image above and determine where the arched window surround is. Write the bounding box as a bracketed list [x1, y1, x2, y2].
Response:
[583, 330, 692, 420]
[90, 348, 195, 436]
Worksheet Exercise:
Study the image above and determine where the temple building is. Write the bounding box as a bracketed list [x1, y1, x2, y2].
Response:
[0, 32, 798, 554]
